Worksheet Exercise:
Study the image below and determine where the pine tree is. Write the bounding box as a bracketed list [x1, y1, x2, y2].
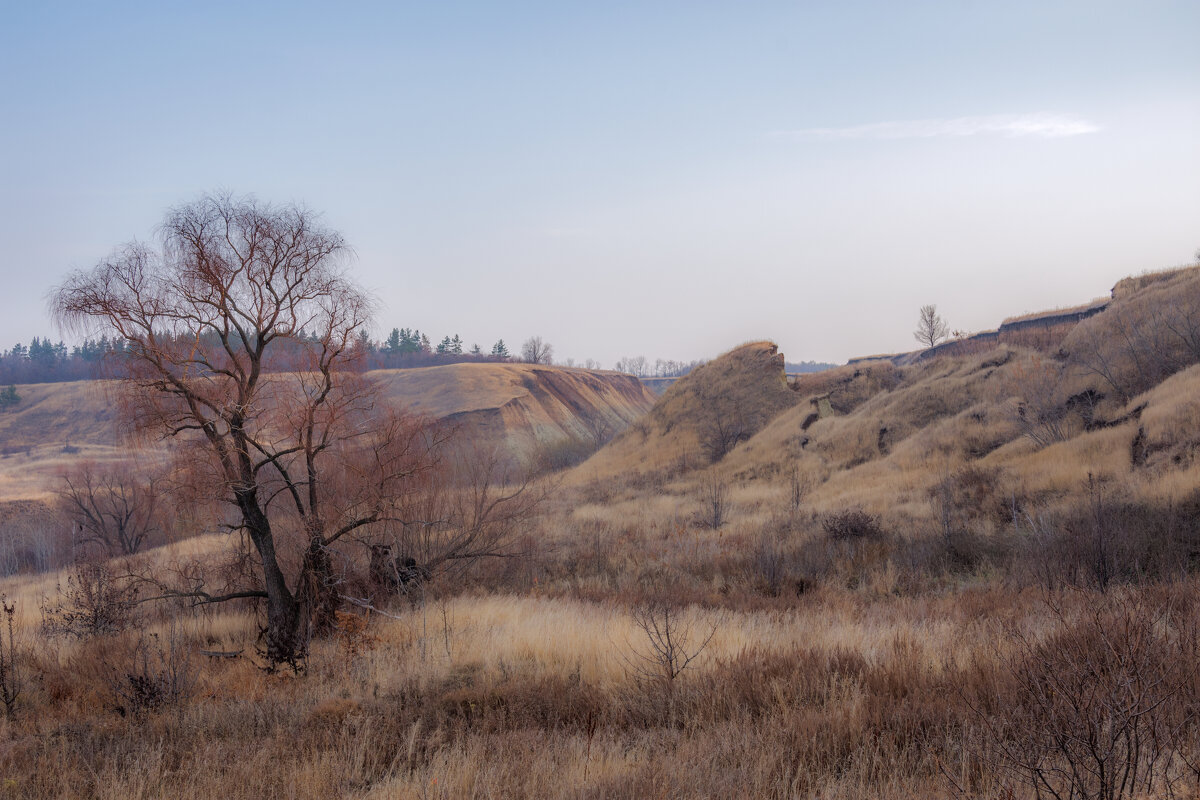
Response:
[450, 334, 463, 355]
[470, 343, 482, 356]
[436, 336, 452, 355]
[0, 385, 19, 412]
[490, 339, 510, 359]
[384, 327, 402, 354]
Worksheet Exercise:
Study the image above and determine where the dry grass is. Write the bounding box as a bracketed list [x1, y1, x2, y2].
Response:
[3, 267, 1200, 797]
[575, 342, 800, 486]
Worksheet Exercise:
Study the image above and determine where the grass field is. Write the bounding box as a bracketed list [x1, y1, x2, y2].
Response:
[1, 266, 1200, 798]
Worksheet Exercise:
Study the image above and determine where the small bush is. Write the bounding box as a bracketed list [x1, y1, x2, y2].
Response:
[40, 563, 138, 639]
[821, 509, 885, 541]
[108, 627, 197, 717]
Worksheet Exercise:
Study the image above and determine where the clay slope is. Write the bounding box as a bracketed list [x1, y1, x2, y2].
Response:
[0, 364, 658, 500]
[370, 363, 657, 463]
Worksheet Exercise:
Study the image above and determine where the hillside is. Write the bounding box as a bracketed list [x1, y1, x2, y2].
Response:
[0, 363, 656, 502]
[575, 341, 801, 482]
[568, 263, 1200, 572]
[370, 363, 656, 465]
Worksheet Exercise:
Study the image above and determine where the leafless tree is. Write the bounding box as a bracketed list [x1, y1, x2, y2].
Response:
[696, 384, 750, 462]
[52, 193, 440, 664]
[615, 355, 648, 377]
[379, 440, 543, 584]
[521, 336, 553, 365]
[1005, 356, 1072, 448]
[625, 600, 720, 727]
[914, 304, 949, 349]
[57, 462, 161, 556]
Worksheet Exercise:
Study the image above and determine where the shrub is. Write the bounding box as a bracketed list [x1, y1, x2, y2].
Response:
[108, 626, 197, 717]
[821, 509, 885, 541]
[967, 593, 1200, 799]
[40, 562, 138, 639]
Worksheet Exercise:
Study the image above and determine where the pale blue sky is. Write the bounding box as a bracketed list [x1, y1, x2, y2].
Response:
[2, 1, 1197, 365]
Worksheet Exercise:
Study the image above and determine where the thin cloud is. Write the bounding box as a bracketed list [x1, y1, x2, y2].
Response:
[772, 113, 1101, 141]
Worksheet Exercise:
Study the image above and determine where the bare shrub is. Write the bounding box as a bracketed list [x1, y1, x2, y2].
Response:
[786, 466, 811, 515]
[0, 596, 20, 718]
[1005, 356, 1073, 448]
[929, 466, 1003, 571]
[699, 474, 728, 530]
[967, 593, 1200, 799]
[108, 626, 197, 717]
[821, 508, 885, 541]
[1064, 268, 1200, 401]
[41, 562, 138, 639]
[625, 600, 719, 727]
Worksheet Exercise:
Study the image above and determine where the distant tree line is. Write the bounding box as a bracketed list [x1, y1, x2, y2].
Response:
[613, 356, 706, 378]
[0, 328, 526, 383]
[0, 336, 129, 384]
[351, 327, 517, 369]
[613, 357, 837, 379]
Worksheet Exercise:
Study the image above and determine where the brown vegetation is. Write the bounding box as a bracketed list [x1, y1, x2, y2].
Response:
[0, 263, 1199, 797]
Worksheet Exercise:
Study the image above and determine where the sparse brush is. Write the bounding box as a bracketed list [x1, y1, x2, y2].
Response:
[822, 508, 885, 541]
[40, 561, 138, 639]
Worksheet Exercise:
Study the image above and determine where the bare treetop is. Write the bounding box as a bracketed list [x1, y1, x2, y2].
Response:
[56, 194, 365, 373]
[913, 304, 949, 350]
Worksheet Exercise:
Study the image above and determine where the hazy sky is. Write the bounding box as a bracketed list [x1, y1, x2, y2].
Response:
[2, 1, 1197, 366]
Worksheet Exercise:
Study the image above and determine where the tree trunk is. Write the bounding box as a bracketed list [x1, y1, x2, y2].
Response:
[237, 491, 306, 664]
[299, 537, 341, 638]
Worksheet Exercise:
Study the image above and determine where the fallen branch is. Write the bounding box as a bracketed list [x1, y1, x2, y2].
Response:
[340, 594, 410, 621]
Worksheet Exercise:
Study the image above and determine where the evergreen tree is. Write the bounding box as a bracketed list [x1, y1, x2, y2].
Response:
[470, 343, 482, 356]
[436, 335, 452, 355]
[450, 334, 463, 355]
[384, 327, 402, 354]
[355, 330, 375, 353]
[0, 385, 18, 412]
[490, 339, 510, 359]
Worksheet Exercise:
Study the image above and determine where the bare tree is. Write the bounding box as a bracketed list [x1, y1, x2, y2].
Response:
[1005, 356, 1072, 448]
[57, 461, 161, 556]
[615, 355, 648, 377]
[914, 304, 949, 349]
[381, 441, 542, 583]
[696, 384, 750, 462]
[625, 600, 720, 727]
[52, 193, 438, 664]
[520, 336, 553, 365]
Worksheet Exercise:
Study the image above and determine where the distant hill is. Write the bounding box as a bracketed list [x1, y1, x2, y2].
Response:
[0, 363, 657, 501]
[370, 363, 656, 466]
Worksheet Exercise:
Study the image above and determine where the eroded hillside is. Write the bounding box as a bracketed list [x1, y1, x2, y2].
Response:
[574, 341, 800, 482]
[567, 264, 1200, 587]
[0, 363, 657, 502]
[371, 363, 656, 466]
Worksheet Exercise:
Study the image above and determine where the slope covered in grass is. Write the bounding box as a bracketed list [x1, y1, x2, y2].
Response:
[574, 341, 801, 483]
